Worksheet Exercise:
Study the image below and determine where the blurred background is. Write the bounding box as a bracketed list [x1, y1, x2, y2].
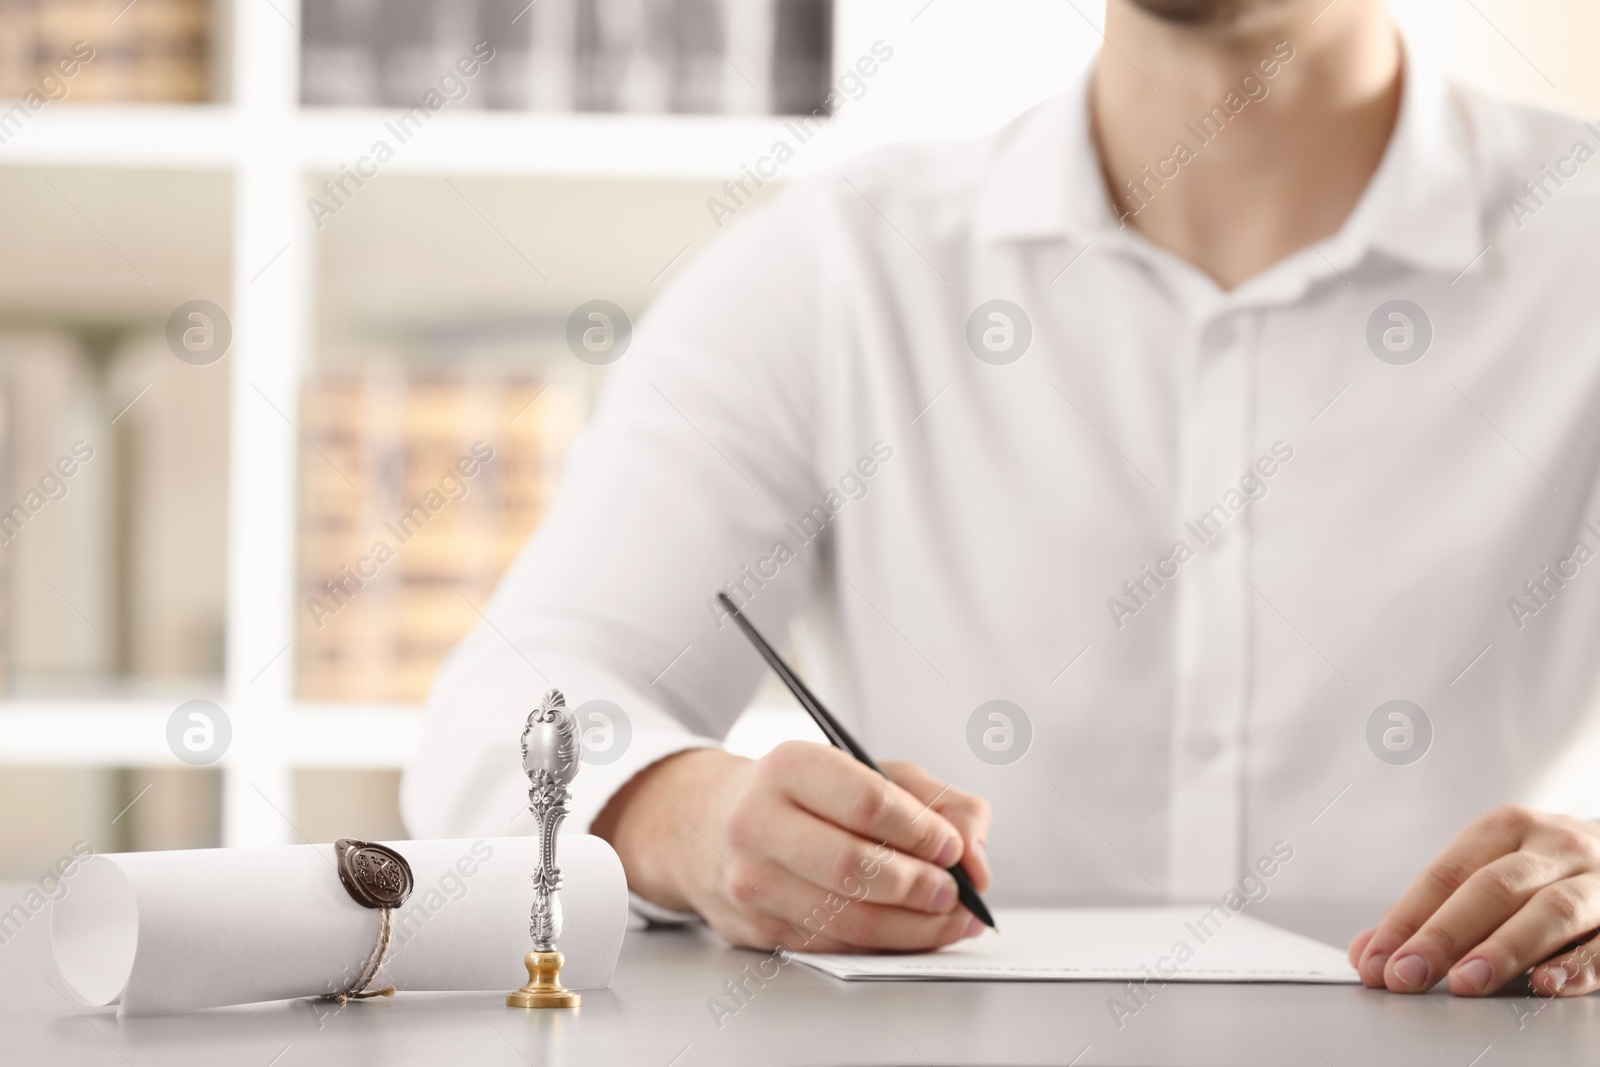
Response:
[0, 0, 1597, 879]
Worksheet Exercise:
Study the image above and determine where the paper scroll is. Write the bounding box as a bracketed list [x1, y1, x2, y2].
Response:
[51, 835, 627, 1015]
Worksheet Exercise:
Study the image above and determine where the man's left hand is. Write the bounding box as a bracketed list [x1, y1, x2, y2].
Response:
[1348, 805, 1600, 996]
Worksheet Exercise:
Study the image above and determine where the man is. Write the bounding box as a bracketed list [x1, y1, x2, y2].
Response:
[404, 0, 1600, 998]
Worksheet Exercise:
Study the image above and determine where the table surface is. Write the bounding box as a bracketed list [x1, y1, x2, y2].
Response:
[3, 889, 1595, 1067]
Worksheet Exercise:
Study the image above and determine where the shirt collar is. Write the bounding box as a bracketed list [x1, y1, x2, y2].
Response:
[971, 73, 1110, 245]
[972, 40, 1485, 277]
[1328, 46, 1486, 274]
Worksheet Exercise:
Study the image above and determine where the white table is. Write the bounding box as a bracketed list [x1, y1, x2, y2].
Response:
[3, 888, 1594, 1065]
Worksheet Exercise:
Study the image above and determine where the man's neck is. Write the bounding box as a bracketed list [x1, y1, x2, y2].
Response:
[1090, 0, 1403, 290]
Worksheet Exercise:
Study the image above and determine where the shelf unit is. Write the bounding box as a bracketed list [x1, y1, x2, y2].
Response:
[0, 105, 868, 176]
[0, 701, 419, 769]
[0, 1, 902, 849]
[2, 0, 1579, 849]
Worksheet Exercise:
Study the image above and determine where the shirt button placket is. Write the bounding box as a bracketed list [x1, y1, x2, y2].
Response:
[1168, 310, 1250, 899]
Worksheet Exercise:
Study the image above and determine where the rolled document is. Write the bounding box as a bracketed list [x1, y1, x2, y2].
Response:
[51, 835, 627, 1016]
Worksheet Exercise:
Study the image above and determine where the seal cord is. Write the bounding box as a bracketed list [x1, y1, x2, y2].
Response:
[323, 907, 398, 1004]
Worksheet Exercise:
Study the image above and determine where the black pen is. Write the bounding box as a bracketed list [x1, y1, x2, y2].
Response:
[716, 592, 997, 931]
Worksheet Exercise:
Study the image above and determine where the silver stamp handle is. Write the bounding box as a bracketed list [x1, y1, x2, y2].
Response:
[521, 690, 580, 953]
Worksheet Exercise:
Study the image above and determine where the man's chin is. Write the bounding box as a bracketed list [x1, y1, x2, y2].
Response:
[1125, 0, 1297, 27]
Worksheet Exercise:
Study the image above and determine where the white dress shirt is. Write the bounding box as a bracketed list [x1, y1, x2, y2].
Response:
[403, 52, 1600, 906]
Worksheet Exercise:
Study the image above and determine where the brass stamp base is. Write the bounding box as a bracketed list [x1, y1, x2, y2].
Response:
[507, 950, 580, 1008]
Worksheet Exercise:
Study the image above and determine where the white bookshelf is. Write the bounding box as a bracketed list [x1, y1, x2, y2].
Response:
[0, 106, 865, 178]
[0, 0, 905, 849]
[1, 0, 1570, 848]
[0, 702, 420, 768]
[0, 107, 239, 168]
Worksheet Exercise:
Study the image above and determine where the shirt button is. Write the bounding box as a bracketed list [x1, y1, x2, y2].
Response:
[1185, 734, 1222, 761]
[1204, 318, 1235, 349]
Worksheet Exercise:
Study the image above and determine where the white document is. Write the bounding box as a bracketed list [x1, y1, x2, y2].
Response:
[796, 907, 1361, 983]
[51, 835, 628, 1015]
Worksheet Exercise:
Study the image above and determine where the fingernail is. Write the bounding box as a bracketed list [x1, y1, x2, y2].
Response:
[1364, 951, 1390, 983]
[930, 879, 956, 912]
[1392, 954, 1430, 991]
[933, 835, 962, 868]
[963, 915, 984, 938]
[1457, 957, 1493, 993]
[1547, 966, 1569, 994]
[973, 840, 988, 869]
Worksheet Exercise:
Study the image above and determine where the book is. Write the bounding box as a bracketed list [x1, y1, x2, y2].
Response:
[300, 0, 832, 115]
[0, 331, 113, 692]
[1, 0, 212, 103]
[296, 371, 581, 703]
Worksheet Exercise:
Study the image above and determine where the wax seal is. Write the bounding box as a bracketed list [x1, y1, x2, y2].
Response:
[334, 839, 414, 910]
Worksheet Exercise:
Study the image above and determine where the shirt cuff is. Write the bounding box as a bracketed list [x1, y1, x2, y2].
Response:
[627, 890, 703, 927]
[565, 725, 720, 838]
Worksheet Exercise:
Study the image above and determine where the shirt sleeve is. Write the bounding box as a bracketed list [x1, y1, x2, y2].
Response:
[400, 189, 828, 846]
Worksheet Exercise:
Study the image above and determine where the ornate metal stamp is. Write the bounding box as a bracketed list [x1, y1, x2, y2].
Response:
[508, 689, 582, 1008]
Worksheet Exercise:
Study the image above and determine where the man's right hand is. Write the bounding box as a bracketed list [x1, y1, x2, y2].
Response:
[591, 741, 993, 953]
